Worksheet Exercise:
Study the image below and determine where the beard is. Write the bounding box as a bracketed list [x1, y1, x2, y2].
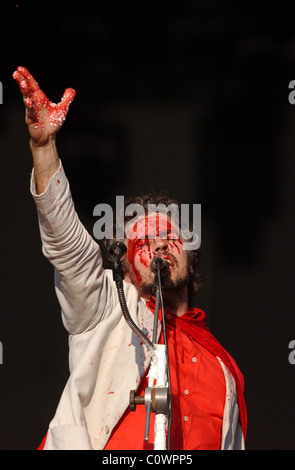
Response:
[140, 271, 190, 298]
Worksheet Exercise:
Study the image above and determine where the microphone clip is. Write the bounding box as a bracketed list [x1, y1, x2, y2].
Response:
[107, 242, 127, 284]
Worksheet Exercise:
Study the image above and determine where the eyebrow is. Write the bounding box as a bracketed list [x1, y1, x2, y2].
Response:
[133, 228, 179, 244]
[134, 238, 149, 246]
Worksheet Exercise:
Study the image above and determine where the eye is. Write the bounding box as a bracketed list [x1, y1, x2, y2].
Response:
[165, 229, 179, 240]
[135, 239, 151, 250]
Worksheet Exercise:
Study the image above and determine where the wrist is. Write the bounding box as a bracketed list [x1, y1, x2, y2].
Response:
[30, 135, 56, 151]
[30, 137, 60, 195]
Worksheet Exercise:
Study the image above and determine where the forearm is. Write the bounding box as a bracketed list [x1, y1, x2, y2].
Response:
[30, 137, 60, 195]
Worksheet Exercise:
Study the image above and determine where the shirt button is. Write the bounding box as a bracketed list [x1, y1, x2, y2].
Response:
[184, 416, 189, 422]
[166, 314, 171, 319]
[184, 389, 189, 395]
[192, 356, 197, 363]
[105, 425, 110, 434]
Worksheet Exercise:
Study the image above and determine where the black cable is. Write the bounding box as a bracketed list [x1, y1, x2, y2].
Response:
[116, 281, 156, 356]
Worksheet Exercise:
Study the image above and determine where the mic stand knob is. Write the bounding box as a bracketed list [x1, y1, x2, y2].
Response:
[129, 387, 169, 441]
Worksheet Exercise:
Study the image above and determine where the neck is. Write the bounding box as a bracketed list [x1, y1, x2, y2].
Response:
[143, 285, 189, 317]
[162, 285, 189, 317]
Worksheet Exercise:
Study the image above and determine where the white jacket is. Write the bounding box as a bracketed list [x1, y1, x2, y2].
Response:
[31, 162, 245, 450]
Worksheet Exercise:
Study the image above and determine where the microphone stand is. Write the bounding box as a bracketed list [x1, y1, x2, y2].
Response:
[107, 243, 171, 450]
[149, 260, 172, 450]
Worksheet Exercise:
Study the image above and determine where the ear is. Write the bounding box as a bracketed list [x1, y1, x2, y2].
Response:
[124, 272, 132, 284]
[122, 258, 133, 284]
[187, 255, 194, 274]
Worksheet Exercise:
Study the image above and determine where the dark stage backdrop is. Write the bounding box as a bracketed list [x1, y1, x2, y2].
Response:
[1, 0, 295, 450]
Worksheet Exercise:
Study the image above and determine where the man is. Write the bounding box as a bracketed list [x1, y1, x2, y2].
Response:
[13, 66, 247, 450]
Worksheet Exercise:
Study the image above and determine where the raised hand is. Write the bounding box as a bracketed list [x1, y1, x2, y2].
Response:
[12, 66, 76, 147]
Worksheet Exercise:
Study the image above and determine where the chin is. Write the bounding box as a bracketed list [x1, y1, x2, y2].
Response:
[140, 274, 189, 297]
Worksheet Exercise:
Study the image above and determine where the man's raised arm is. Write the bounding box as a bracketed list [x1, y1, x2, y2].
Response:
[12, 67, 117, 334]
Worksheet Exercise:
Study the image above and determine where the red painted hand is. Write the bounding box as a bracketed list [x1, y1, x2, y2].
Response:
[13, 66, 76, 147]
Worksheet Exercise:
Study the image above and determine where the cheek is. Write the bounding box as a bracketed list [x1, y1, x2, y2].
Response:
[127, 241, 140, 283]
[168, 240, 180, 254]
[137, 249, 152, 268]
[167, 239, 182, 254]
[127, 243, 152, 284]
[176, 248, 189, 273]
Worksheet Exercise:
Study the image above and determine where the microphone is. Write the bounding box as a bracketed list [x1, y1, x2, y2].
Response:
[107, 242, 127, 263]
[107, 242, 127, 284]
[151, 257, 170, 276]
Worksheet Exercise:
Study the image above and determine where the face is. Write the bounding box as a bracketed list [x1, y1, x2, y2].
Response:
[124, 213, 190, 297]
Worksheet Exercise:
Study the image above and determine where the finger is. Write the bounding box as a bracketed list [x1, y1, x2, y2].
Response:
[24, 97, 33, 108]
[16, 66, 40, 92]
[12, 70, 30, 96]
[13, 70, 40, 117]
[60, 87, 76, 108]
[49, 88, 76, 127]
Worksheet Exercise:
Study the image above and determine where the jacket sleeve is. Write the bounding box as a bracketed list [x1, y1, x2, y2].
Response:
[31, 161, 117, 334]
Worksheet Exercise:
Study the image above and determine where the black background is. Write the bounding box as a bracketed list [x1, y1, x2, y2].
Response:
[1, 0, 295, 450]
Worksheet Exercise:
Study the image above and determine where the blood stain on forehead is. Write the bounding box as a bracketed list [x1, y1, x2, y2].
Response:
[128, 213, 179, 240]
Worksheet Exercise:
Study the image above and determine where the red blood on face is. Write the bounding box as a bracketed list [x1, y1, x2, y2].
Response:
[127, 213, 180, 284]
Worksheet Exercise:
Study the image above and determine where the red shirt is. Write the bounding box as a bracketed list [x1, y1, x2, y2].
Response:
[105, 308, 226, 450]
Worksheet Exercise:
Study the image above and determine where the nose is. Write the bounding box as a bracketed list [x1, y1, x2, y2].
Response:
[152, 238, 169, 254]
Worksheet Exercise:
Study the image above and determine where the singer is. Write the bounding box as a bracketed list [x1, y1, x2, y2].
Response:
[13, 66, 247, 450]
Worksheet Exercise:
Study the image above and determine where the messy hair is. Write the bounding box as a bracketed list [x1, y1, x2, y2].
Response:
[102, 191, 204, 305]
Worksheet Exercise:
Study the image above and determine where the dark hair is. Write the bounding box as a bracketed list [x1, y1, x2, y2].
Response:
[102, 191, 204, 304]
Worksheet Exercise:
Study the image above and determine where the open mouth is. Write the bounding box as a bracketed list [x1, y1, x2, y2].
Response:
[163, 257, 174, 268]
[160, 254, 177, 269]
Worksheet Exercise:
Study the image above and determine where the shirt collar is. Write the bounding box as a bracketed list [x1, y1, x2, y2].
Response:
[146, 298, 207, 327]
